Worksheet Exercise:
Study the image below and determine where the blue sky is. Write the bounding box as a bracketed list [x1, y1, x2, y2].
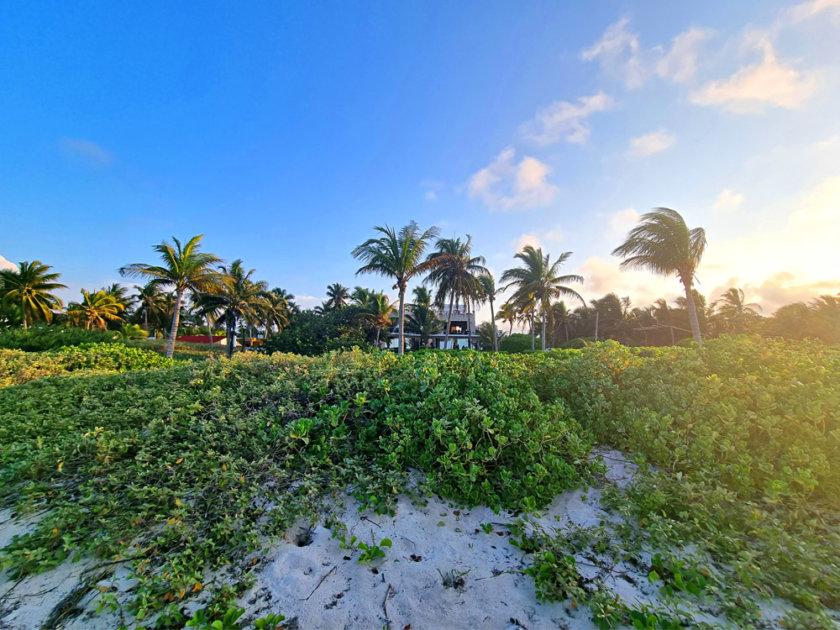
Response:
[1, 1, 839, 316]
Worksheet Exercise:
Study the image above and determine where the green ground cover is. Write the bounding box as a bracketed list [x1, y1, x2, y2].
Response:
[0, 336, 837, 628]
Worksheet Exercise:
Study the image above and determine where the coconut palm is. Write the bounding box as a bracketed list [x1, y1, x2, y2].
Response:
[501, 246, 584, 351]
[412, 286, 432, 308]
[713, 287, 762, 334]
[324, 283, 351, 310]
[476, 273, 499, 351]
[424, 236, 487, 349]
[120, 235, 223, 358]
[358, 291, 397, 349]
[496, 301, 519, 337]
[405, 300, 442, 349]
[134, 282, 167, 332]
[263, 289, 293, 338]
[194, 259, 270, 358]
[66, 289, 125, 330]
[612, 208, 707, 346]
[352, 222, 441, 354]
[0, 261, 67, 328]
[549, 301, 574, 344]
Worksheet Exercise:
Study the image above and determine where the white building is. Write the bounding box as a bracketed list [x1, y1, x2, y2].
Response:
[388, 304, 478, 350]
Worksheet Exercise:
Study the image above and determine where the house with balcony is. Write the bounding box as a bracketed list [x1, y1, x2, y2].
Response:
[387, 304, 479, 350]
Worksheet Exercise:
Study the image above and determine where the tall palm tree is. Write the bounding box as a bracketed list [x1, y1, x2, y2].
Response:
[496, 301, 519, 337]
[194, 259, 270, 358]
[0, 261, 67, 329]
[477, 272, 499, 351]
[323, 283, 351, 310]
[714, 287, 762, 333]
[352, 222, 441, 354]
[501, 246, 584, 351]
[120, 235, 223, 358]
[612, 208, 707, 346]
[424, 236, 487, 349]
[66, 289, 125, 330]
[549, 301, 574, 344]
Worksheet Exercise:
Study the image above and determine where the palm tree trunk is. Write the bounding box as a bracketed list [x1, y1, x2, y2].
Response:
[375, 326, 381, 349]
[166, 289, 183, 359]
[564, 323, 569, 342]
[21, 296, 27, 329]
[530, 313, 535, 351]
[465, 298, 471, 349]
[206, 316, 213, 344]
[541, 310, 547, 351]
[144, 306, 149, 330]
[444, 290, 454, 349]
[683, 282, 703, 347]
[489, 296, 497, 351]
[227, 312, 236, 358]
[398, 282, 406, 355]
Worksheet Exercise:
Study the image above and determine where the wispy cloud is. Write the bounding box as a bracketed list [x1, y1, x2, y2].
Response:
[690, 40, 819, 113]
[60, 138, 114, 166]
[627, 130, 675, 156]
[713, 189, 745, 210]
[582, 19, 712, 88]
[522, 92, 614, 145]
[468, 147, 559, 211]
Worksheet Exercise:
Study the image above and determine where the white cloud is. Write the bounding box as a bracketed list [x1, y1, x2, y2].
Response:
[60, 138, 114, 165]
[627, 130, 675, 156]
[522, 92, 614, 145]
[544, 229, 565, 243]
[468, 147, 559, 211]
[713, 189, 745, 210]
[0, 254, 17, 271]
[690, 40, 819, 113]
[424, 190, 438, 202]
[608, 208, 641, 238]
[581, 18, 649, 88]
[513, 234, 543, 252]
[655, 27, 714, 83]
[582, 19, 711, 88]
[786, 0, 840, 23]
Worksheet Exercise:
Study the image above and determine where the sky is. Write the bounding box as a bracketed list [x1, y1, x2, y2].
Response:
[1, 0, 839, 320]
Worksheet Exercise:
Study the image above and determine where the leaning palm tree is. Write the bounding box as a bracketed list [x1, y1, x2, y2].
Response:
[501, 246, 584, 351]
[352, 222, 441, 354]
[323, 283, 351, 311]
[612, 208, 707, 346]
[0, 261, 67, 328]
[424, 236, 487, 349]
[714, 287, 761, 333]
[120, 235, 223, 358]
[194, 259, 270, 358]
[66, 289, 125, 330]
[476, 272, 499, 351]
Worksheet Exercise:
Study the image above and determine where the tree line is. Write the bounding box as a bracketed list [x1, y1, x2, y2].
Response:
[2, 208, 837, 356]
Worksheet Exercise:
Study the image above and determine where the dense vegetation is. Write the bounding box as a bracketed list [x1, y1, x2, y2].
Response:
[0, 336, 837, 628]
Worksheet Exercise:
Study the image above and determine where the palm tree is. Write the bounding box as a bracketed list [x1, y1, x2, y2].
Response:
[477, 273, 499, 351]
[424, 236, 487, 349]
[412, 286, 432, 308]
[358, 292, 397, 349]
[714, 287, 762, 333]
[324, 283, 351, 310]
[612, 208, 707, 346]
[120, 235, 223, 358]
[66, 289, 125, 330]
[501, 246, 584, 351]
[405, 300, 442, 349]
[549, 301, 574, 344]
[263, 288, 293, 338]
[352, 222, 441, 354]
[194, 259, 270, 358]
[496, 301, 519, 337]
[0, 261, 67, 328]
[134, 282, 166, 332]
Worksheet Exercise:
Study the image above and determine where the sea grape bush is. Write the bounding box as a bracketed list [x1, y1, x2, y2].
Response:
[0, 342, 175, 387]
[0, 336, 837, 626]
[0, 325, 119, 351]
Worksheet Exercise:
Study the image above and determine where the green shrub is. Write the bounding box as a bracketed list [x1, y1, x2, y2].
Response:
[0, 343, 175, 388]
[0, 325, 118, 351]
[499, 332, 537, 353]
